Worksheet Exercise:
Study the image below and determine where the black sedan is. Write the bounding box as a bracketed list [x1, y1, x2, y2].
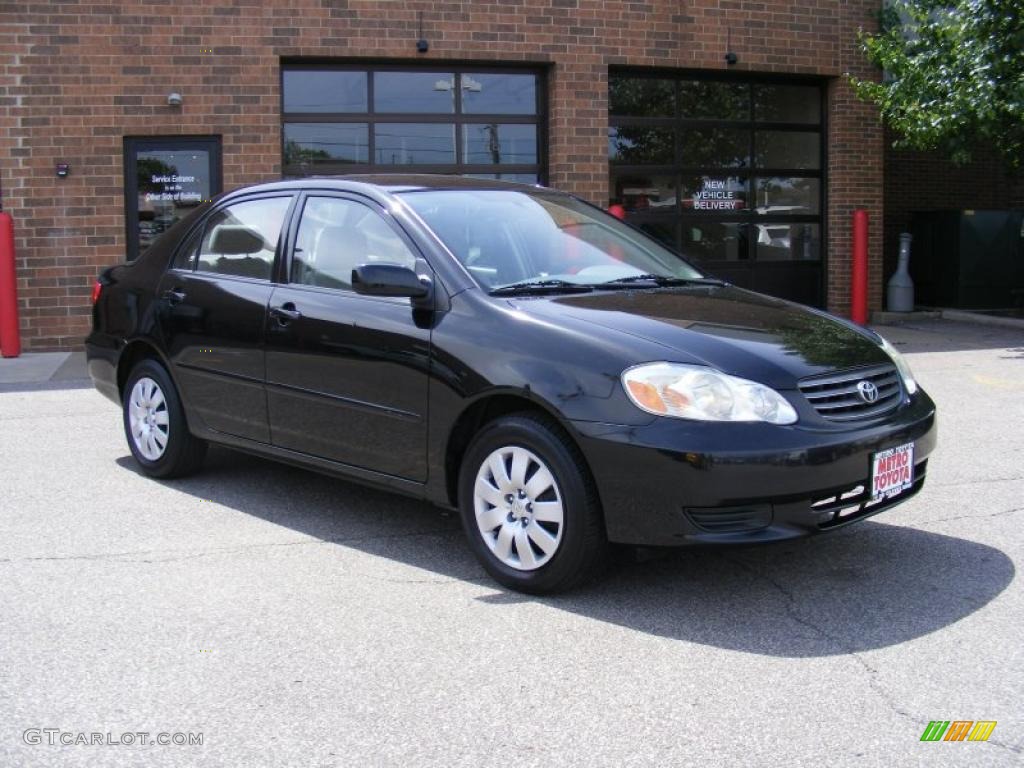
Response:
[87, 176, 936, 593]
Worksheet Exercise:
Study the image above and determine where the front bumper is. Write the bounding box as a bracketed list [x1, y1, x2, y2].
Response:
[571, 390, 937, 546]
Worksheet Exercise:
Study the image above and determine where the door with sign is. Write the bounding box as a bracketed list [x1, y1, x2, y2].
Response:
[123, 136, 222, 261]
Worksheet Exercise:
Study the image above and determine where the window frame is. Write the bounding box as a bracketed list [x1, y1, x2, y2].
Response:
[280, 62, 548, 182]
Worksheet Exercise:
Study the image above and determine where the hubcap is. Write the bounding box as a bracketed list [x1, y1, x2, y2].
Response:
[128, 377, 170, 461]
[473, 446, 564, 571]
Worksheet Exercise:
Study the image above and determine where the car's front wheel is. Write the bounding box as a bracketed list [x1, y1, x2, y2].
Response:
[458, 412, 607, 593]
[123, 358, 207, 479]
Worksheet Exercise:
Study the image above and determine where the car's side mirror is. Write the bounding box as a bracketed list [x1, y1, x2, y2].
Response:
[351, 263, 431, 300]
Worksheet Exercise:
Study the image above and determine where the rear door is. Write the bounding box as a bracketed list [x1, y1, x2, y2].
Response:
[158, 194, 295, 442]
[263, 193, 432, 481]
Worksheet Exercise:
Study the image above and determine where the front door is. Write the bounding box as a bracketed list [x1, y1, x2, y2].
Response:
[158, 194, 295, 442]
[264, 194, 431, 481]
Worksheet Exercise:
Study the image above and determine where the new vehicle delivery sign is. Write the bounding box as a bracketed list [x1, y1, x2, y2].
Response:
[871, 442, 914, 500]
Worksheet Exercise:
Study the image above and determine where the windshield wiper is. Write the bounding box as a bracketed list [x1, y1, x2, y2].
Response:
[597, 274, 728, 288]
[489, 279, 595, 296]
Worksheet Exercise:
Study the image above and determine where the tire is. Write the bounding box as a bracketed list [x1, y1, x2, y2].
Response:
[458, 412, 608, 593]
[122, 358, 207, 479]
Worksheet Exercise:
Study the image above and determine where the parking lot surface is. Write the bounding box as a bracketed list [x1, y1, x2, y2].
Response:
[1, 319, 1022, 767]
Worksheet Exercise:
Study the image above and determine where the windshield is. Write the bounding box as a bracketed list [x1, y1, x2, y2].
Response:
[398, 189, 704, 290]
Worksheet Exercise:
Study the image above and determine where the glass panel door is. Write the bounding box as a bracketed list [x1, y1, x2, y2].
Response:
[123, 136, 222, 260]
[609, 72, 825, 307]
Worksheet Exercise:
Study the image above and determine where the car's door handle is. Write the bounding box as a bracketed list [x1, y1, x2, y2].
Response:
[161, 288, 186, 305]
[269, 303, 302, 324]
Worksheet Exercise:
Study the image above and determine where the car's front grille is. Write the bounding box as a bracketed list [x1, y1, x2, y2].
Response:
[798, 364, 903, 422]
[811, 459, 928, 528]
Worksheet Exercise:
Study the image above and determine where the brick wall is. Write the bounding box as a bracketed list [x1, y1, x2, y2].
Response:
[2, 0, 886, 350]
[883, 131, 1024, 281]
[825, 0, 884, 316]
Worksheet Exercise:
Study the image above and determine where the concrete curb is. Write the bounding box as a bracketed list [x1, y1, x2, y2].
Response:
[938, 309, 1024, 331]
[871, 308, 1024, 331]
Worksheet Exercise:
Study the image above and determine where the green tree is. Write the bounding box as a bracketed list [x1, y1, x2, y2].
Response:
[283, 140, 332, 166]
[137, 157, 177, 193]
[852, 0, 1024, 166]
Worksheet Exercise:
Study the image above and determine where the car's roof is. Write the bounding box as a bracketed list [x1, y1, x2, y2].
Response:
[227, 174, 548, 196]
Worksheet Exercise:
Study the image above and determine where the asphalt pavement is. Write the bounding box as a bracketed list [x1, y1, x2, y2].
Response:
[1, 318, 1022, 767]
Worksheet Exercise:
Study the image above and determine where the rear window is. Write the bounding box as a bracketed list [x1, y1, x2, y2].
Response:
[195, 197, 292, 280]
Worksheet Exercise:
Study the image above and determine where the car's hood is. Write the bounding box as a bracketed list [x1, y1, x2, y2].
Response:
[511, 285, 891, 388]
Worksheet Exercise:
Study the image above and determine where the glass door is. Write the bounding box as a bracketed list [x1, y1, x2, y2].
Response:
[609, 73, 825, 307]
[123, 136, 222, 260]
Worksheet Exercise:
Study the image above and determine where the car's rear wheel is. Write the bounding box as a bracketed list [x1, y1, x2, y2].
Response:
[123, 358, 206, 479]
[458, 412, 607, 593]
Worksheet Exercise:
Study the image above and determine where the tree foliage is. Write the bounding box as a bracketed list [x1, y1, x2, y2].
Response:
[853, 0, 1024, 166]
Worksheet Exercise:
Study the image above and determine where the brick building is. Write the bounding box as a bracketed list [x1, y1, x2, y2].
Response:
[0, 1, 1015, 350]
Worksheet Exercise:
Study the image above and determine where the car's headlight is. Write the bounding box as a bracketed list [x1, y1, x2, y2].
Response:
[622, 363, 798, 424]
[877, 335, 918, 395]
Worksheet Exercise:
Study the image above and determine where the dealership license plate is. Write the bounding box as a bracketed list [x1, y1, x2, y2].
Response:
[871, 442, 915, 501]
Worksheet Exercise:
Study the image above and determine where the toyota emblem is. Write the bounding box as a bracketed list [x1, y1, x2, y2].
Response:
[857, 380, 879, 403]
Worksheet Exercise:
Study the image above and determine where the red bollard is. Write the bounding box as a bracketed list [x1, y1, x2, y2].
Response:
[850, 209, 869, 325]
[0, 211, 20, 358]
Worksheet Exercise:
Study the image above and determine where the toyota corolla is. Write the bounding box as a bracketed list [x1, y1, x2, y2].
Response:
[86, 176, 937, 593]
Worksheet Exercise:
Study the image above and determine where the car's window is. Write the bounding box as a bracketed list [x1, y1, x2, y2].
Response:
[171, 227, 202, 271]
[399, 189, 704, 290]
[291, 196, 417, 290]
[196, 197, 292, 280]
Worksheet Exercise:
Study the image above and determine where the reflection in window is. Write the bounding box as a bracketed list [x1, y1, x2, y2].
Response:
[754, 84, 820, 124]
[682, 222, 749, 262]
[633, 218, 677, 250]
[609, 126, 674, 164]
[679, 81, 749, 120]
[374, 72, 455, 113]
[463, 124, 537, 164]
[134, 149, 211, 255]
[172, 229, 201, 271]
[282, 71, 367, 113]
[754, 177, 820, 214]
[282, 67, 543, 181]
[609, 78, 674, 117]
[464, 173, 540, 183]
[374, 123, 455, 164]
[462, 73, 537, 114]
[681, 176, 747, 212]
[611, 173, 676, 213]
[283, 123, 369, 165]
[681, 128, 748, 168]
[197, 197, 292, 279]
[755, 223, 820, 261]
[755, 131, 820, 169]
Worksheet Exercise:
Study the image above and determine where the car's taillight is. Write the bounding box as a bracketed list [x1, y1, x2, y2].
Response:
[91, 280, 102, 304]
